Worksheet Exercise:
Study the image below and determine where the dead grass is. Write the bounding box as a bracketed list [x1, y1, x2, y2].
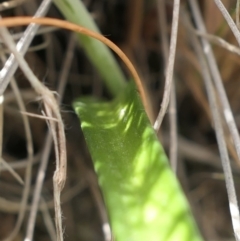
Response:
[0, 0, 240, 241]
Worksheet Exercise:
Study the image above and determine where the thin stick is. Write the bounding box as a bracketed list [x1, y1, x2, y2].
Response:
[212, 0, 240, 166]
[192, 27, 240, 241]
[194, 30, 240, 56]
[169, 82, 177, 172]
[26, 133, 54, 241]
[0, 25, 66, 241]
[161, 131, 236, 169]
[0, 153, 40, 170]
[0, 95, 3, 164]
[0, 17, 148, 115]
[188, 1, 240, 240]
[25, 35, 75, 241]
[25, 33, 75, 241]
[0, 79, 3, 199]
[20, 111, 59, 121]
[57, 33, 75, 101]
[4, 77, 35, 239]
[153, 0, 180, 131]
[0, 26, 58, 42]
[40, 198, 57, 241]
[0, 158, 24, 185]
[190, 0, 240, 185]
[0, 0, 52, 96]
[4, 89, 36, 103]
[214, 0, 240, 46]
[0, 53, 34, 241]
[0, 180, 87, 213]
[237, 0, 240, 29]
[157, 0, 178, 172]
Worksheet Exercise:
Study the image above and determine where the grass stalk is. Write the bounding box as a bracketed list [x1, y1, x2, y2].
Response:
[53, 0, 126, 96]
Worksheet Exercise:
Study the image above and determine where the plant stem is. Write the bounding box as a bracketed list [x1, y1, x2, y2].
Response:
[53, 0, 126, 96]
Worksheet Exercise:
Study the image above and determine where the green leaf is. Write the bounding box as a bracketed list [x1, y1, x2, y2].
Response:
[53, 0, 126, 96]
[73, 82, 203, 241]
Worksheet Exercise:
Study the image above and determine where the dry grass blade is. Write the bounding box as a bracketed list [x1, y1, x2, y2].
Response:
[0, 26, 58, 42]
[0, 153, 40, 170]
[20, 111, 59, 121]
[0, 51, 34, 241]
[214, 0, 240, 45]
[0, 26, 66, 241]
[192, 24, 240, 241]
[57, 33, 75, 100]
[0, 92, 22, 194]
[0, 17, 148, 116]
[1, 2, 240, 241]
[168, 81, 178, 173]
[26, 133, 53, 241]
[153, 0, 180, 132]
[188, 1, 240, 240]
[40, 198, 57, 241]
[0, 181, 86, 214]
[157, 0, 178, 172]
[237, 0, 240, 28]
[0, 0, 52, 96]
[194, 31, 240, 55]
[25, 33, 75, 241]
[0, 159, 24, 185]
[212, 0, 240, 163]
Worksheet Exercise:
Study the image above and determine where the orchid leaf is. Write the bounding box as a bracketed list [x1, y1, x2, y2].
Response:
[73, 82, 203, 241]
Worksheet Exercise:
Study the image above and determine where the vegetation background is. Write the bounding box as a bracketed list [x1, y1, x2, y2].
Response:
[0, 0, 239, 241]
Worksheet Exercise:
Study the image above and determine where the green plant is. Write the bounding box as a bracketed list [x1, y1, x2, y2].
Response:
[0, 4, 203, 241]
[51, 1, 203, 239]
[53, 0, 126, 96]
[74, 82, 202, 241]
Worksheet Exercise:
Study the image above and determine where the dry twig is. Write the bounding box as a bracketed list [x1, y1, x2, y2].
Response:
[154, 0, 180, 131]
[0, 26, 66, 241]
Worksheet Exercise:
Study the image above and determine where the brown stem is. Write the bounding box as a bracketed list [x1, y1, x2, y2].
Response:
[0, 17, 149, 115]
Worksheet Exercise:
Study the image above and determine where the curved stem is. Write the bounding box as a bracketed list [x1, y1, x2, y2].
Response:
[0, 17, 149, 116]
